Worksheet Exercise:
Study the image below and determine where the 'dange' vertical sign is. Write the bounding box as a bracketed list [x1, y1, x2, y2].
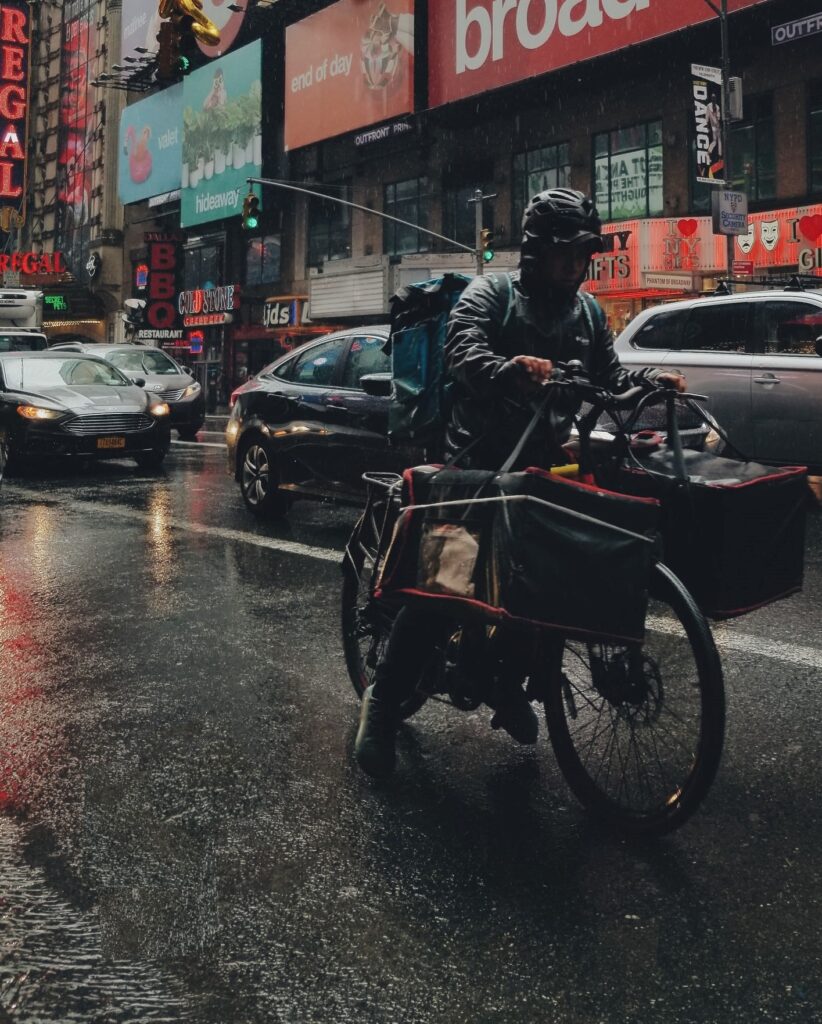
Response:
[0, 2, 31, 231]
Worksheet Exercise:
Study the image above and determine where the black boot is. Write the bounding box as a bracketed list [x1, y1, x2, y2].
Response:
[489, 685, 539, 745]
[355, 685, 399, 778]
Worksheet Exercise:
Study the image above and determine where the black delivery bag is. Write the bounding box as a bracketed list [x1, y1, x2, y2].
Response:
[618, 449, 807, 618]
[377, 466, 661, 643]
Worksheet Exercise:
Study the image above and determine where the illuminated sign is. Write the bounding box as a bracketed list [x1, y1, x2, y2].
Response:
[188, 329, 204, 354]
[140, 233, 185, 340]
[263, 296, 310, 328]
[0, 251, 66, 274]
[178, 284, 240, 317]
[134, 263, 149, 289]
[0, 3, 32, 227]
[44, 294, 69, 313]
[183, 312, 234, 327]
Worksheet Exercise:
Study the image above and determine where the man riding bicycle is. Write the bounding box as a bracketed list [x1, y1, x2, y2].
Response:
[354, 187, 685, 778]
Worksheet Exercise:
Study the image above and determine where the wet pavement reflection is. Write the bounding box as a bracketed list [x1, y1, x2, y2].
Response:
[0, 446, 821, 1022]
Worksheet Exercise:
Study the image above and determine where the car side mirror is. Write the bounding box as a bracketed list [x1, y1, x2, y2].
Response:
[816, 336, 822, 358]
[183, 366, 193, 375]
[134, 377, 146, 388]
[360, 372, 392, 397]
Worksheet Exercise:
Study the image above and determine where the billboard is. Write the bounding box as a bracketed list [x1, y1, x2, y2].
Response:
[56, 8, 96, 277]
[181, 40, 262, 228]
[429, 0, 765, 107]
[121, 0, 162, 64]
[195, 1, 248, 58]
[118, 85, 183, 205]
[285, 0, 415, 152]
[0, 2, 32, 232]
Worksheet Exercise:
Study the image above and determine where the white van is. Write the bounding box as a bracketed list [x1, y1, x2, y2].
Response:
[0, 289, 48, 351]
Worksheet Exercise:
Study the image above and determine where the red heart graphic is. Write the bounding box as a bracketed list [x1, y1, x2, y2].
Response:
[798, 214, 822, 243]
[677, 219, 698, 237]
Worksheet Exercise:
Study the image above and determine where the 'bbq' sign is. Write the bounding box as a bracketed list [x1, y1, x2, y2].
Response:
[0, 3, 31, 227]
[140, 233, 184, 341]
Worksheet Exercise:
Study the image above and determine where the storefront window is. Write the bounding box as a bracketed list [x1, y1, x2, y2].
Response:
[246, 235, 281, 286]
[729, 94, 775, 200]
[512, 143, 570, 232]
[593, 121, 663, 221]
[384, 178, 431, 255]
[809, 81, 822, 194]
[184, 244, 222, 290]
[308, 180, 352, 264]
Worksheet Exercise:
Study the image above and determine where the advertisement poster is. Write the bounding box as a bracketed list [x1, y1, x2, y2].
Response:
[428, 0, 763, 106]
[118, 85, 183, 205]
[285, 0, 415, 151]
[56, 9, 96, 276]
[181, 40, 262, 228]
[692, 63, 724, 184]
[195, 0, 248, 58]
[121, 0, 161, 64]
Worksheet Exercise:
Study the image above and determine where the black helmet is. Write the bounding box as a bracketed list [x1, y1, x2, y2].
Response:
[521, 188, 604, 257]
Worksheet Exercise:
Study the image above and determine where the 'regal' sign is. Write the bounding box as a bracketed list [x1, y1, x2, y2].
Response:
[428, 0, 762, 106]
[0, 2, 31, 223]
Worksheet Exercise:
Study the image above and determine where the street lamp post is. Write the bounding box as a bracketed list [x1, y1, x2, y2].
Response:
[703, 0, 735, 286]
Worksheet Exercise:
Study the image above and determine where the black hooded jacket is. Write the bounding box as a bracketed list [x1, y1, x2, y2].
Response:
[443, 270, 658, 469]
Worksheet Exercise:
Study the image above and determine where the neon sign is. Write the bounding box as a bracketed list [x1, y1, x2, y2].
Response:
[0, 3, 31, 225]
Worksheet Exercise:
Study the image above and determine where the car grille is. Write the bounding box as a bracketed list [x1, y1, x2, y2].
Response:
[156, 387, 185, 402]
[62, 414, 154, 436]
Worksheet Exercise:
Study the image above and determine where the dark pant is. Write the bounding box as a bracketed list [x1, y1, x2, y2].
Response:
[371, 606, 535, 710]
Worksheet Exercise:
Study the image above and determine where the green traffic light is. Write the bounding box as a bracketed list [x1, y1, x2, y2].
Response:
[178, 55, 191, 73]
[245, 215, 259, 230]
[482, 249, 495, 262]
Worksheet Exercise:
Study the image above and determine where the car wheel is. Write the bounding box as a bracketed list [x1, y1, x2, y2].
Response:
[177, 425, 202, 441]
[240, 438, 289, 519]
[135, 448, 167, 471]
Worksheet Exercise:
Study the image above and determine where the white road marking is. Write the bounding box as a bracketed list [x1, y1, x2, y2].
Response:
[648, 615, 822, 670]
[5, 485, 822, 668]
[4, 485, 341, 564]
[171, 440, 225, 449]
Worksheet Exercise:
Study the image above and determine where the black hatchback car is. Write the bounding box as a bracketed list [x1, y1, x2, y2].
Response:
[0, 351, 172, 474]
[227, 327, 421, 518]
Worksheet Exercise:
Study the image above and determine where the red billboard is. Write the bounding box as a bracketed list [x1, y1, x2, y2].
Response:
[429, 0, 765, 107]
[0, 2, 32, 230]
[285, 0, 415, 152]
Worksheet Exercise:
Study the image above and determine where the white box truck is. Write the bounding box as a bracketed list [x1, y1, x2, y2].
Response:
[0, 289, 48, 351]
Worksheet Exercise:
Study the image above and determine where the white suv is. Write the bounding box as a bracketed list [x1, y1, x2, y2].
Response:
[615, 286, 822, 471]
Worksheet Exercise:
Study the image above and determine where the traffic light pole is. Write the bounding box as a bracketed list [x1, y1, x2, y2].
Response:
[468, 188, 497, 275]
[247, 177, 477, 257]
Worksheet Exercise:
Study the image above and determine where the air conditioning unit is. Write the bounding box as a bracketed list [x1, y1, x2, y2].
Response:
[728, 77, 743, 121]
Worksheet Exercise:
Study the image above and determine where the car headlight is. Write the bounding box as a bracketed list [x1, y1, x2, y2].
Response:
[150, 402, 170, 417]
[17, 404, 62, 420]
[182, 382, 201, 399]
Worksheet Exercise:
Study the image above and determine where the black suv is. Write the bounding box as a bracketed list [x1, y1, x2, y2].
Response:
[227, 327, 420, 518]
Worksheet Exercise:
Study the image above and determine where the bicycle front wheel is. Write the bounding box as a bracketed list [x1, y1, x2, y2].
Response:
[544, 562, 725, 836]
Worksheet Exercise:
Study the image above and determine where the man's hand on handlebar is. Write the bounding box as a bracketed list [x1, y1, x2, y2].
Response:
[654, 370, 687, 393]
[511, 354, 554, 393]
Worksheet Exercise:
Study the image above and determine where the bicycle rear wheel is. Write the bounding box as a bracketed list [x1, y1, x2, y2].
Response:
[544, 562, 725, 836]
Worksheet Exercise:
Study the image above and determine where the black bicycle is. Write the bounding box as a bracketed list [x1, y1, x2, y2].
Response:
[341, 367, 725, 837]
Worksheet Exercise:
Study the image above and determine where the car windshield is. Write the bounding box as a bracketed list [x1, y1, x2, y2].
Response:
[107, 349, 180, 375]
[2, 357, 131, 390]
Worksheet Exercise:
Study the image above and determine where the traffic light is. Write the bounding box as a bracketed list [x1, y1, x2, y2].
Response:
[156, 19, 190, 79]
[480, 227, 495, 263]
[242, 191, 261, 231]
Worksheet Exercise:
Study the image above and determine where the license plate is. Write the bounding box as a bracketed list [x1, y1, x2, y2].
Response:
[97, 436, 126, 450]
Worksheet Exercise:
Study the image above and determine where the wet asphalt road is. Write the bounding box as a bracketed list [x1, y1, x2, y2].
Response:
[1, 442, 821, 1024]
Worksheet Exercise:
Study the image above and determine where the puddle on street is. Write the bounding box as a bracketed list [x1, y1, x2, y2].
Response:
[0, 817, 192, 1022]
